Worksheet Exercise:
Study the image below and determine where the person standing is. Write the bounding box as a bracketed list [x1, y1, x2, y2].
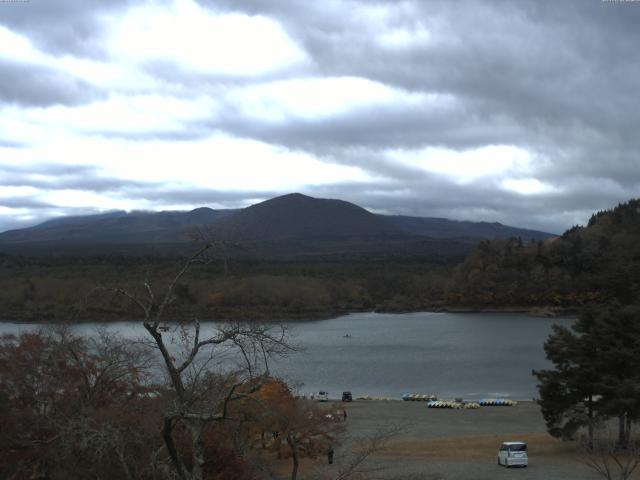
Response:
[327, 446, 334, 465]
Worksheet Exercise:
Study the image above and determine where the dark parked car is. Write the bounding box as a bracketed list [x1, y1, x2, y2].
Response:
[342, 391, 353, 402]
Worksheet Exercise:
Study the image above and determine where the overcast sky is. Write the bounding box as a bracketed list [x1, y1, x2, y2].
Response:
[1, 0, 639, 234]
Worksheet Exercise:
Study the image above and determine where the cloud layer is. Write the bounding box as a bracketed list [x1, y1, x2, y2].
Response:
[1, 0, 639, 234]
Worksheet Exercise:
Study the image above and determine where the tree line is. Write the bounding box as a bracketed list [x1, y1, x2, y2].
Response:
[0, 255, 454, 322]
[448, 199, 640, 309]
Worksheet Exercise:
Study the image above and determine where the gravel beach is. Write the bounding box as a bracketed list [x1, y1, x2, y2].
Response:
[303, 400, 606, 480]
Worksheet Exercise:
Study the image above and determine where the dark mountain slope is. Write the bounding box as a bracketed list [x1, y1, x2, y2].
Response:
[0, 193, 555, 259]
[0, 208, 237, 246]
[383, 215, 554, 242]
[211, 193, 400, 240]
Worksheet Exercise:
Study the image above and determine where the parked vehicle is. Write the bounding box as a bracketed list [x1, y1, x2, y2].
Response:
[317, 391, 329, 402]
[341, 391, 353, 402]
[498, 441, 528, 467]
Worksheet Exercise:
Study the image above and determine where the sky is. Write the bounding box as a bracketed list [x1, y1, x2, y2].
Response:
[1, 0, 639, 235]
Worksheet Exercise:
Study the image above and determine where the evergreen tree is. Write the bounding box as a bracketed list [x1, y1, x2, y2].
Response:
[587, 305, 640, 446]
[535, 304, 640, 448]
[534, 316, 600, 446]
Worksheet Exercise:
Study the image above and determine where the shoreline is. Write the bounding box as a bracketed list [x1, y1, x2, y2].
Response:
[0, 305, 578, 324]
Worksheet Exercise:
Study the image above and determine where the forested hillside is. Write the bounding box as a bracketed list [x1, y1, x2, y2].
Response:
[446, 199, 640, 310]
[0, 255, 453, 321]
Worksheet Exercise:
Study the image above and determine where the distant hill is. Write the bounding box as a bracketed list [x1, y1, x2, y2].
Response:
[0, 208, 237, 247]
[210, 193, 400, 240]
[383, 215, 553, 242]
[0, 193, 555, 258]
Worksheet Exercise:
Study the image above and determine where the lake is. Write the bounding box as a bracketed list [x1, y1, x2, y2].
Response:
[0, 311, 573, 401]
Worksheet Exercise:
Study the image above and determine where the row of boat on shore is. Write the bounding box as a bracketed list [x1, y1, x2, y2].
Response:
[401, 394, 517, 406]
[344, 394, 518, 408]
[306, 392, 519, 406]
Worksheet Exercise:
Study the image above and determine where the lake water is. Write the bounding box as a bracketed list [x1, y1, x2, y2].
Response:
[0, 311, 573, 401]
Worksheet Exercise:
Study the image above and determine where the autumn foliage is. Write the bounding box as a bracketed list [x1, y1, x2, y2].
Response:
[0, 330, 166, 479]
[0, 330, 345, 480]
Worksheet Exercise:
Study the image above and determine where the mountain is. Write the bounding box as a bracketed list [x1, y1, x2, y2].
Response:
[0, 208, 237, 248]
[210, 193, 400, 240]
[0, 193, 555, 258]
[384, 215, 553, 242]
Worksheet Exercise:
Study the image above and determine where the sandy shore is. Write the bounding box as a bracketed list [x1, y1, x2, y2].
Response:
[291, 400, 605, 480]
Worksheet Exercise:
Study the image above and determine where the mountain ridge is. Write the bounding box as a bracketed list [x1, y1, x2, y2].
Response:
[0, 193, 555, 257]
[208, 193, 401, 241]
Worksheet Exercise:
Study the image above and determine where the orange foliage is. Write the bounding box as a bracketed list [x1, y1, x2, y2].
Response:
[206, 292, 225, 306]
[256, 378, 293, 404]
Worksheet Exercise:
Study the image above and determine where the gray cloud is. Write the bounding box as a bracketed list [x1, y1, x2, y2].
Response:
[208, 99, 525, 154]
[0, 163, 150, 193]
[0, 196, 53, 210]
[1, 0, 639, 235]
[0, 59, 105, 106]
[203, 0, 640, 231]
[202, 1, 639, 140]
[0, 0, 135, 58]
[0, 163, 278, 230]
[0, 139, 26, 148]
[126, 186, 279, 207]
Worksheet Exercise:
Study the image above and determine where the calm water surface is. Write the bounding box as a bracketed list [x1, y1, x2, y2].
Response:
[0, 312, 573, 400]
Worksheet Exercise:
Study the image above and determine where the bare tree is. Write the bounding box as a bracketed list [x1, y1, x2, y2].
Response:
[260, 398, 346, 480]
[104, 243, 295, 480]
[187, 227, 247, 277]
[328, 424, 406, 480]
[580, 432, 640, 480]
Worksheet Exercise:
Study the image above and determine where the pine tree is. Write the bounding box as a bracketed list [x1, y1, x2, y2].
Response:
[534, 316, 600, 446]
[534, 304, 640, 448]
[587, 305, 640, 447]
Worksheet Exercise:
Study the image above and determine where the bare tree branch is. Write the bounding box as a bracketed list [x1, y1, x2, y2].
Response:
[331, 424, 406, 480]
[96, 243, 296, 480]
[580, 433, 640, 480]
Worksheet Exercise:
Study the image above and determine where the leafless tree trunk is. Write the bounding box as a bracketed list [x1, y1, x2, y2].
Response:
[619, 414, 626, 448]
[587, 394, 595, 449]
[330, 424, 405, 480]
[104, 243, 295, 480]
[286, 434, 300, 480]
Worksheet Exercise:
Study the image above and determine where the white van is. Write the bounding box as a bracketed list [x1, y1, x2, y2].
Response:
[498, 441, 528, 467]
[317, 391, 329, 402]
